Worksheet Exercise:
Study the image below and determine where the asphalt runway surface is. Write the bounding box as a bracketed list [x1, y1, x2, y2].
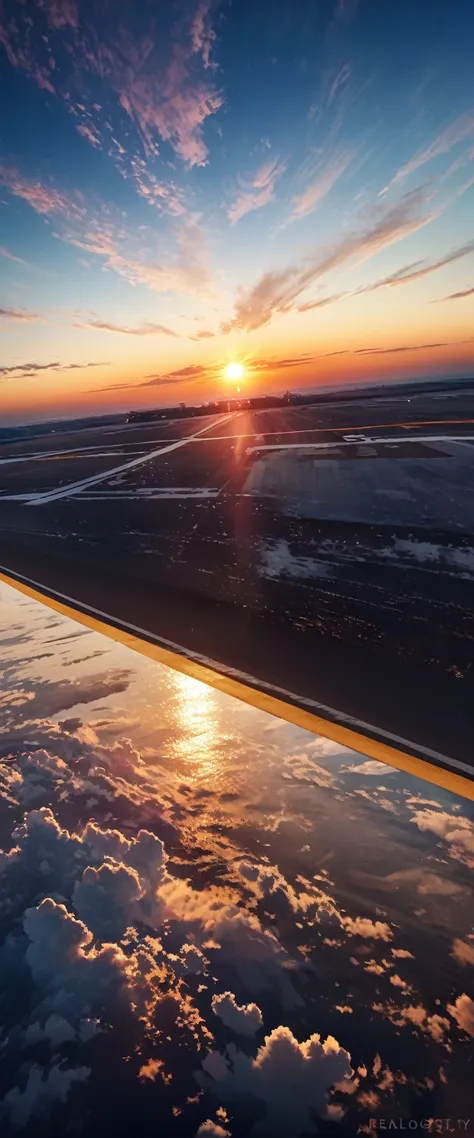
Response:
[1, 385, 473, 773]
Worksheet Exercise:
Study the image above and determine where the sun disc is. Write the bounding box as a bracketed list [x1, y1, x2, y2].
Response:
[224, 362, 244, 381]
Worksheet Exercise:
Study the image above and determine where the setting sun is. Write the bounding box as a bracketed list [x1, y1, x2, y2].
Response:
[224, 362, 245, 381]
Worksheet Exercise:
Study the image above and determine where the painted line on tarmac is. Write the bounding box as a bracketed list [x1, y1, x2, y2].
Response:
[246, 434, 474, 453]
[25, 413, 237, 506]
[192, 418, 474, 442]
[0, 564, 473, 802]
[76, 488, 220, 500]
[0, 437, 212, 466]
[0, 494, 47, 501]
[0, 444, 152, 465]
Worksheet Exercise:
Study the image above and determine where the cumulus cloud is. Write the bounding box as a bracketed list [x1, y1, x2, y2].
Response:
[20, 893, 167, 1040]
[2, 1063, 90, 1130]
[225, 188, 436, 330]
[199, 1025, 354, 1136]
[23, 897, 93, 979]
[195, 1122, 231, 1138]
[211, 991, 263, 1036]
[78, 823, 168, 934]
[447, 993, 474, 1037]
[451, 937, 474, 967]
[73, 861, 145, 942]
[409, 808, 474, 863]
[234, 859, 299, 912]
[344, 917, 393, 942]
[1, 628, 468, 1135]
[161, 880, 303, 1009]
[373, 1002, 451, 1043]
[227, 157, 286, 223]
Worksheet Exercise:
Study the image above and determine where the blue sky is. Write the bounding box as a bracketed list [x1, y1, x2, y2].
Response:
[1, 0, 474, 423]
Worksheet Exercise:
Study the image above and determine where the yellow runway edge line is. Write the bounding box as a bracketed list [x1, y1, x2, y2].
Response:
[1, 569, 472, 803]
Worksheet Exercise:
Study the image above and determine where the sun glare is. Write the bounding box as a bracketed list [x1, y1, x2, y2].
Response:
[224, 362, 245, 381]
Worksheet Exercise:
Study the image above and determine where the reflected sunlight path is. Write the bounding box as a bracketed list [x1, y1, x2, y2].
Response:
[1, 566, 473, 803]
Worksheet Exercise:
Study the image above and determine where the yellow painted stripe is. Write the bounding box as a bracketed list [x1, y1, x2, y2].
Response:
[1, 568, 473, 802]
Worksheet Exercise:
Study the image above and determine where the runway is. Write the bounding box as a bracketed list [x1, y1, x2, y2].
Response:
[1, 382, 473, 771]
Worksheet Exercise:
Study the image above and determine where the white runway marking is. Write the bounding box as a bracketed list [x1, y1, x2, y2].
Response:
[192, 423, 474, 443]
[246, 434, 474, 453]
[0, 446, 148, 466]
[0, 493, 45, 501]
[77, 488, 220, 500]
[26, 413, 236, 506]
[1, 563, 468, 777]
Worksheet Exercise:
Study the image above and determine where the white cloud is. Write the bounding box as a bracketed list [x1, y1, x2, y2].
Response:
[447, 993, 474, 1037]
[24, 1015, 75, 1048]
[409, 808, 474, 864]
[73, 861, 145, 942]
[211, 991, 263, 1036]
[23, 898, 93, 980]
[345, 759, 397, 777]
[451, 937, 474, 967]
[344, 917, 393, 942]
[3, 1064, 90, 1130]
[199, 1025, 354, 1137]
[195, 1122, 231, 1138]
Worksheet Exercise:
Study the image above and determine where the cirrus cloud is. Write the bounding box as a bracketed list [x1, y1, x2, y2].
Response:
[224, 188, 437, 331]
[227, 157, 287, 224]
[75, 318, 179, 337]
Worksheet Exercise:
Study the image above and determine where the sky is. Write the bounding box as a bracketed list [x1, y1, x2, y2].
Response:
[1, 0, 474, 425]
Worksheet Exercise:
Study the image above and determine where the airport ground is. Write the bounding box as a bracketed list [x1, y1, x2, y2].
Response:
[1, 382, 473, 772]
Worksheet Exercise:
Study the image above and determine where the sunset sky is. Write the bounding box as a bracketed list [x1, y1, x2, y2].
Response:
[1, 0, 474, 425]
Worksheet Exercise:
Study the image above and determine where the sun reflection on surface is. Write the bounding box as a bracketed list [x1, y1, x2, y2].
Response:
[167, 669, 221, 778]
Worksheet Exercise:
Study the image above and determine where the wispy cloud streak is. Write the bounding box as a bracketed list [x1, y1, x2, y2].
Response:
[356, 240, 474, 293]
[436, 286, 474, 302]
[288, 150, 353, 221]
[0, 360, 108, 381]
[389, 112, 474, 186]
[75, 319, 178, 337]
[227, 158, 286, 223]
[225, 188, 436, 331]
[0, 245, 29, 266]
[0, 307, 41, 322]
